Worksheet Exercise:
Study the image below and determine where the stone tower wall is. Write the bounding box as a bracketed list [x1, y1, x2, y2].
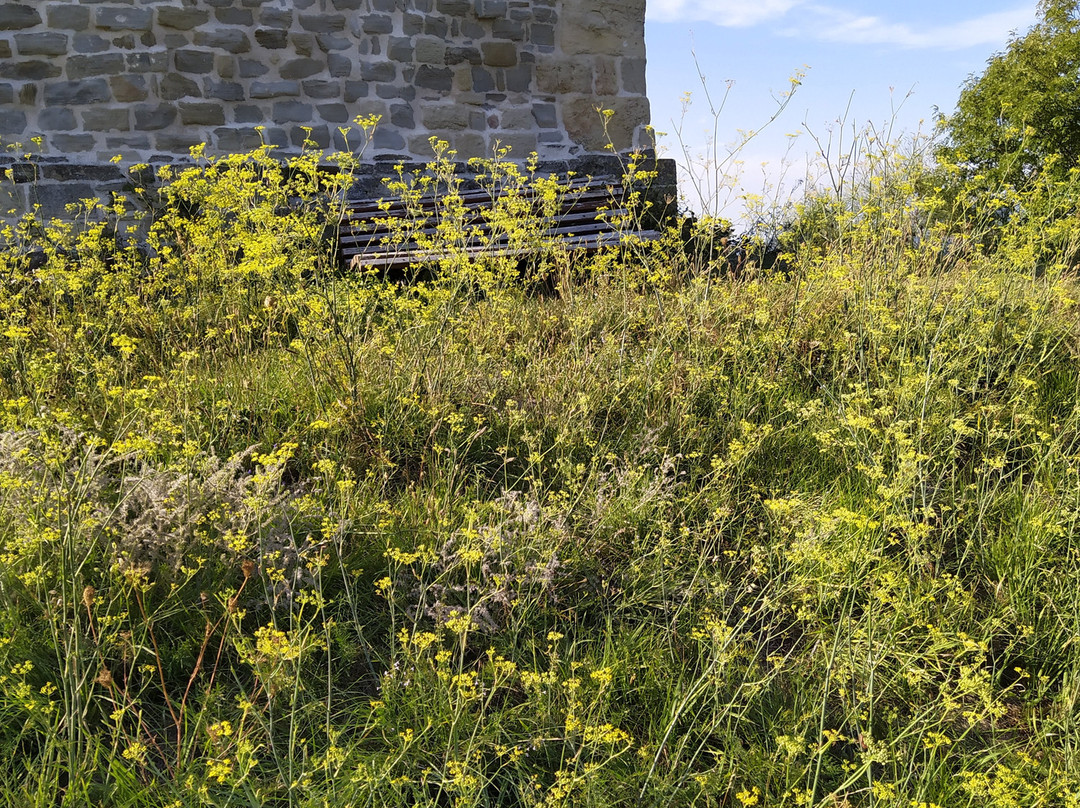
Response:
[0, 0, 650, 167]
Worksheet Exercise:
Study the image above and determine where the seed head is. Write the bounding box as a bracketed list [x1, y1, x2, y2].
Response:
[82, 586, 96, 610]
[242, 560, 255, 580]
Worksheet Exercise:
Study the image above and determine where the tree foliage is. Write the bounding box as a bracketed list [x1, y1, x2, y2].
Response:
[940, 0, 1080, 187]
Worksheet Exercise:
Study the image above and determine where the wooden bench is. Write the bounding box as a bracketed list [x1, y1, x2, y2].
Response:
[337, 177, 663, 271]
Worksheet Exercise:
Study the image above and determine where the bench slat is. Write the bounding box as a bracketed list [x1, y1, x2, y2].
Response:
[339, 177, 655, 270]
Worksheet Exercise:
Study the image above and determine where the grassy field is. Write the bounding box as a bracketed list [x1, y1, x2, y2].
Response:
[1, 142, 1080, 807]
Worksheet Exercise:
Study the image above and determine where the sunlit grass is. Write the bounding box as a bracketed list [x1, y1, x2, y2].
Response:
[1, 136, 1079, 807]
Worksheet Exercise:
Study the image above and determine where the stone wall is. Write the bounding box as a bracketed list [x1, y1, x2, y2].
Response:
[0, 0, 650, 166]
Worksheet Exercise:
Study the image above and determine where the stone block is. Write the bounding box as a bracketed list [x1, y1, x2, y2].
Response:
[104, 134, 150, 151]
[291, 124, 330, 148]
[0, 183, 26, 217]
[361, 62, 396, 82]
[281, 58, 324, 79]
[536, 58, 592, 95]
[421, 105, 471, 131]
[0, 5, 41, 31]
[39, 107, 77, 131]
[317, 102, 349, 122]
[234, 105, 263, 123]
[300, 13, 345, 33]
[621, 59, 647, 96]
[216, 8, 254, 26]
[273, 101, 313, 123]
[251, 80, 300, 98]
[292, 33, 315, 56]
[446, 46, 482, 66]
[389, 103, 415, 129]
[361, 15, 393, 35]
[317, 34, 351, 52]
[34, 183, 101, 213]
[376, 83, 415, 101]
[415, 65, 452, 92]
[471, 67, 495, 93]
[0, 84, 11, 104]
[255, 29, 288, 49]
[216, 55, 235, 79]
[416, 37, 446, 65]
[595, 57, 618, 96]
[402, 13, 423, 36]
[67, 54, 126, 79]
[487, 132, 536, 157]
[214, 127, 264, 152]
[238, 59, 268, 77]
[96, 7, 154, 31]
[46, 5, 90, 30]
[0, 42, 9, 60]
[259, 8, 293, 29]
[373, 127, 405, 151]
[157, 7, 210, 30]
[175, 50, 215, 74]
[51, 133, 96, 153]
[388, 37, 414, 62]
[44, 79, 111, 106]
[498, 108, 533, 130]
[0, 110, 28, 135]
[194, 29, 251, 54]
[491, 19, 523, 40]
[560, 0, 645, 58]
[302, 80, 340, 99]
[206, 80, 245, 101]
[328, 54, 352, 77]
[82, 108, 131, 132]
[1, 61, 62, 81]
[531, 24, 555, 47]
[179, 103, 225, 126]
[155, 133, 204, 154]
[126, 51, 169, 73]
[481, 42, 518, 68]
[504, 64, 533, 93]
[111, 74, 149, 102]
[475, 0, 508, 19]
[436, 0, 470, 15]
[259, 127, 289, 148]
[73, 35, 108, 54]
[134, 104, 177, 130]
[344, 81, 368, 102]
[563, 96, 649, 152]
[460, 21, 484, 38]
[159, 73, 201, 100]
[453, 132, 486, 156]
[532, 103, 557, 129]
[424, 17, 449, 38]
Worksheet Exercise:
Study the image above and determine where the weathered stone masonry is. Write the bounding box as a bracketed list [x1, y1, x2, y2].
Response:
[0, 0, 660, 214]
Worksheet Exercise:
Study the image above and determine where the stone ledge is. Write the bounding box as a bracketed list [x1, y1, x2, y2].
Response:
[0, 154, 677, 224]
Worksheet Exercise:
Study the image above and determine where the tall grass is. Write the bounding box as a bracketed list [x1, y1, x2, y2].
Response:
[1, 130, 1079, 807]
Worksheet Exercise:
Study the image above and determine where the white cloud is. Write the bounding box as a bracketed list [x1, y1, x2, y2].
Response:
[799, 5, 1036, 50]
[648, 1, 1037, 51]
[646, 0, 803, 26]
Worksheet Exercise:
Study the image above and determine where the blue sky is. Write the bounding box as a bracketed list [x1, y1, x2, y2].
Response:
[644, 1, 1040, 215]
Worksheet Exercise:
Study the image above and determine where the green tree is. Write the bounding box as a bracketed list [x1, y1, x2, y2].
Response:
[939, 0, 1080, 188]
